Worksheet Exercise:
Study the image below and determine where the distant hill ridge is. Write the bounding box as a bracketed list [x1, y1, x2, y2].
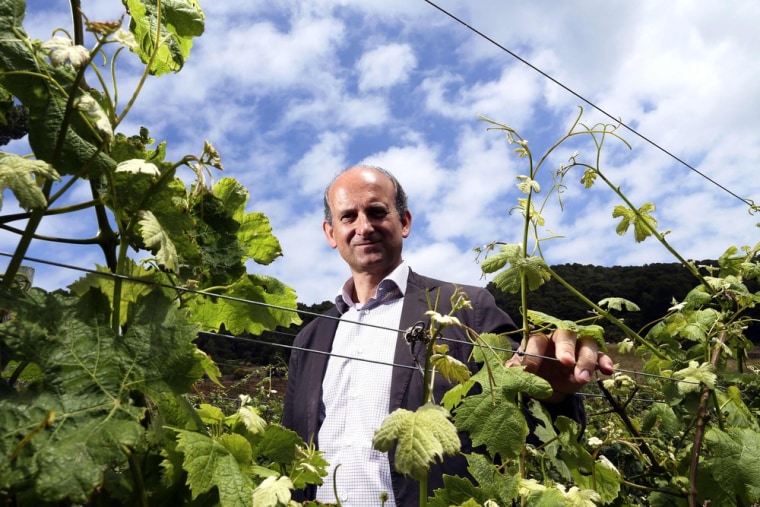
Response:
[197, 262, 759, 368]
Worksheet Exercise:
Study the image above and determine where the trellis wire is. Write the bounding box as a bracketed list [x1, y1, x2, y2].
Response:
[1, 250, 708, 395]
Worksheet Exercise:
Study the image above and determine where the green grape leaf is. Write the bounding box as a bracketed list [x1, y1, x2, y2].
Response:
[441, 378, 476, 411]
[683, 285, 712, 308]
[0, 152, 59, 211]
[471, 332, 515, 364]
[431, 353, 471, 384]
[251, 476, 294, 507]
[481, 244, 550, 293]
[0, 7, 116, 177]
[641, 402, 681, 435]
[612, 202, 658, 242]
[291, 442, 329, 489]
[373, 403, 461, 481]
[565, 487, 603, 507]
[213, 177, 283, 265]
[429, 474, 489, 507]
[580, 168, 597, 188]
[616, 338, 634, 354]
[138, 210, 180, 272]
[234, 406, 267, 435]
[125, 0, 205, 76]
[716, 385, 759, 429]
[196, 403, 225, 427]
[479, 245, 513, 274]
[185, 273, 300, 335]
[454, 387, 528, 459]
[598, 297, 640, 312]
[218, 432, 254, 467]
[0, 287, 204, 503]
[69, 260, 159, 326]
[702, 427, 760, 504]
[175, 430, 254, 506]
[526, 310, 606, 348]
[471, 353, 553, 400]
[466, 452, 520, 503]
[553, 417, 622, 504]
[527, 309, 577, 331]
[522, 487, 568, 506]
[677, 309, 719, 342]
[251, 424, 303, 464]
[672, 361, 716, 394]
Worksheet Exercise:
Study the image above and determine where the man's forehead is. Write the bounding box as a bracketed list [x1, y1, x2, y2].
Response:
[331, 180, 393, 203]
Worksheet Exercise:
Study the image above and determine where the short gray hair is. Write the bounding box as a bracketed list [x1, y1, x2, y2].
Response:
[323, 165, 408, 225]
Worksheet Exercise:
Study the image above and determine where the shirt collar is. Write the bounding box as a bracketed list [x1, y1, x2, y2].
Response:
[335, 261, 409, 314]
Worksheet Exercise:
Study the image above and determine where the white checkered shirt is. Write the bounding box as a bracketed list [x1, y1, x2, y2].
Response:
[315, 263, 409, 506]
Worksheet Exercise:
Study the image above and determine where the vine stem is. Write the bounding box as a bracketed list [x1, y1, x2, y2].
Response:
[596, 381, 662, 473]
[546, 267, 666, 359]
[687, 330, 726, 507]
[589, 165, 713, 293]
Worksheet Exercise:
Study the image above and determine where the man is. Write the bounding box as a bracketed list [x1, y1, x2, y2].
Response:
[283, 165, 614, 505]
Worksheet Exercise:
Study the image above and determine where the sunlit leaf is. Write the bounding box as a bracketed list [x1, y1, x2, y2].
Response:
[580, 168, 597, 188]
[526, 310, 605, 348]
[139, 210, 180, 272]
[516, 175, 540, 194]
[612, 203, 658, 242]
[125, 0, 205, 76]
[673, 361, 716, 394]
[431, 353, 471, 384]
[598, 297, 640, 312]
[481, 244, 550, 293]
[373, 403, 460, 481]
[251, 476, 294, 507]
[0, 152, 59, 210]
[175, 430, 254, 505]
[0, 8, 116, 177]
[185, 273, 300, 335]
[213, 177, 283, 265]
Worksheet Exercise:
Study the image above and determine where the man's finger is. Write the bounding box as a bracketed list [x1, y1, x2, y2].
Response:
[506, 333, 549, 370]
[551, 328, 577, 366]
[574, 337, 599, 383]
[597, 352, 615, 375]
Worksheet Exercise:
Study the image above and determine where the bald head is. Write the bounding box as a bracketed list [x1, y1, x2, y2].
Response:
[323, 165, 408, 225]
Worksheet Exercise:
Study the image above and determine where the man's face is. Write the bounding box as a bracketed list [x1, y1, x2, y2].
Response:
[323, 167, 412, 279]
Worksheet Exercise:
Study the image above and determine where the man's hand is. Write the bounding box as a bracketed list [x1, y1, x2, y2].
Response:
[506, 329, 615, 403]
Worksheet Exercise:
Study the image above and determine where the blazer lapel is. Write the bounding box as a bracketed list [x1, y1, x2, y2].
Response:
[305, 311, 340, 436]
[389, 271, 440, 412]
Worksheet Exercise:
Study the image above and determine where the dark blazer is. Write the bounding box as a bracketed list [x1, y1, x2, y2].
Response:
[283, 270, 584, 505]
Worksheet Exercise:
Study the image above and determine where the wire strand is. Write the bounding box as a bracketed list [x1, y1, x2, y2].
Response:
[1, 250, 703, 387]
[422, 0, 755, 209]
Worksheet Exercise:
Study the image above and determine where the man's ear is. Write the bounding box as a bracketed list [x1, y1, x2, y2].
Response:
[323, 221, 338, 249]
[401, 210, 412, 238]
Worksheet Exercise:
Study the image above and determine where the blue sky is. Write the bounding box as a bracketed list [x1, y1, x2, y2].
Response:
[3, 1, 760, 305]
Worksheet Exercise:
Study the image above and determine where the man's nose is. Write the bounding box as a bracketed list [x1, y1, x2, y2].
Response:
[356, 212, 374, 235]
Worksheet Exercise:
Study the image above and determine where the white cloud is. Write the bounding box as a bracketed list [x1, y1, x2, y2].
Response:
[356, 43, 417, 92]
[5, 1, 760, 308]
[290, 132, 349, 195]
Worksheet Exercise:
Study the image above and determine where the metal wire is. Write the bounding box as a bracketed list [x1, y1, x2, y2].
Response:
[1, 250, 706, 388]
